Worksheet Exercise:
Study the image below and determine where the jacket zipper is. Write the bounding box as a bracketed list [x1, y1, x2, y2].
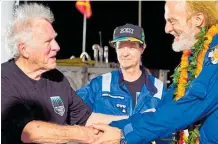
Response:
[121, 85, 134, 116]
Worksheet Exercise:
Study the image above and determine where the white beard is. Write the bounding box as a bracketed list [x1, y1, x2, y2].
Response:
[172, 33, 196, 52]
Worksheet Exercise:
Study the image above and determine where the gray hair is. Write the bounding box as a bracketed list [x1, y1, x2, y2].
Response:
[6, 3, 54, 58]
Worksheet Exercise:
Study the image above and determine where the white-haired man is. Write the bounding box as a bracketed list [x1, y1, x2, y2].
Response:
[1, 3, 127, 144]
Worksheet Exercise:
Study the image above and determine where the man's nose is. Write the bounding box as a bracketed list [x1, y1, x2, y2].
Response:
[121, 47, 130, 56]
[165, 22, 174, 34]
[51, 40, 60, 52]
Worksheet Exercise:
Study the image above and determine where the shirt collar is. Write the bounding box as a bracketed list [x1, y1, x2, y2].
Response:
[118, 66, 157, 95]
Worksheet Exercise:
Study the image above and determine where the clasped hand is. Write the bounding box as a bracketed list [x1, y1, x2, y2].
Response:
[82, 123, 122, 144]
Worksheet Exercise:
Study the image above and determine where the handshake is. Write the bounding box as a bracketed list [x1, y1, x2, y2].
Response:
[77, 124, 122, 144]
[75, 109, 156, 144]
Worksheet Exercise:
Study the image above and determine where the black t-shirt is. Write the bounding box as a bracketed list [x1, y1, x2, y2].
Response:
[124, 71, 145, 106]
[1, 59, 92, 144]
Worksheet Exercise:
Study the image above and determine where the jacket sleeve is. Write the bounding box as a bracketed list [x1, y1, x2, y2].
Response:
[110, 62, 218, 143]
[76, 77, 100, 110]
[156, 84, 175, 108]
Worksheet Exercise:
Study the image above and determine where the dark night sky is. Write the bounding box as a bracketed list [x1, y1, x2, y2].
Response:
[24, 1, 182, 74]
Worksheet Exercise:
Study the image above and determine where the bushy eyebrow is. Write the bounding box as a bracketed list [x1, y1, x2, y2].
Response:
[45, 32, 58, 43]
[166, 17, 178, 22]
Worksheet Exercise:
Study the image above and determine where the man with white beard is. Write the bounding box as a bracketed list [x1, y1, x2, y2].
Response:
[171, 30, 196, 52]
[89, 1, 218, 144]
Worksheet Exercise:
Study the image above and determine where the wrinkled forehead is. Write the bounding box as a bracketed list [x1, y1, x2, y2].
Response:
[164, 1, 187, 19]
[33, 18, 54, 34]
[31, 18, 56, 40]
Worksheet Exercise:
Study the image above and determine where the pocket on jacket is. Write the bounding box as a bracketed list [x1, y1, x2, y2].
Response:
[187, 82, 207, 99]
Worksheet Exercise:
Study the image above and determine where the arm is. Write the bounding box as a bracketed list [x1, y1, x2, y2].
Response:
[86, 113, 129, 126]
[1, 77, 97, 144]
[22, 113, 129, 143]
[110, 63, 218, 143]
[21, 120, 96, 144]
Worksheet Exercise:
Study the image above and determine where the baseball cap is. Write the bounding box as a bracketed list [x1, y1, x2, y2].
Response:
[109, 23, 145, 48]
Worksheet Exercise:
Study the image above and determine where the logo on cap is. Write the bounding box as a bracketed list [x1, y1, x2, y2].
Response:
[120, 28, 134, 34]
[109, 23, 146, 48]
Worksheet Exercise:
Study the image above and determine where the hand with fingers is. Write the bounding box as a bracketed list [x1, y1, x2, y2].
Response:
[90, 123, 122, 144]
[74, 125, 101, 144]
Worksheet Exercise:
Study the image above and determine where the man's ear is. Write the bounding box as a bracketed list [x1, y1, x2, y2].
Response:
[17, 43, 29, 58]
[194, 12, 205, 27]
[141, 44, 146, 54]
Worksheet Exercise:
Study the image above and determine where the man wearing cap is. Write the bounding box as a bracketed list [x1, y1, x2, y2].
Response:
[76, 23, 168, 143]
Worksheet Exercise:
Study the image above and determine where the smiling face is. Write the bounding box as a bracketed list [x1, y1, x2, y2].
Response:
[164, 1, 199, 52]
[115, 41, 144, 70]
[24, 18, 60, 71]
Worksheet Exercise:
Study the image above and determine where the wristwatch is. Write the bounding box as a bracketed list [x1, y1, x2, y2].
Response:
[120, 130, 127, 144]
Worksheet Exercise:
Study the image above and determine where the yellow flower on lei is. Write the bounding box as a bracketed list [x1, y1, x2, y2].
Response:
[208, 45, 218, 64]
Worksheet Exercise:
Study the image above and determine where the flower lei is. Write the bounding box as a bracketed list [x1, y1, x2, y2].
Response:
[171, 23, 218, 144]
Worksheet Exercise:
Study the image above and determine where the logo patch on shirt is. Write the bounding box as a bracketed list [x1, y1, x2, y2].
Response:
[50, 96, 65, 116]
[116, 104, 126, 113]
